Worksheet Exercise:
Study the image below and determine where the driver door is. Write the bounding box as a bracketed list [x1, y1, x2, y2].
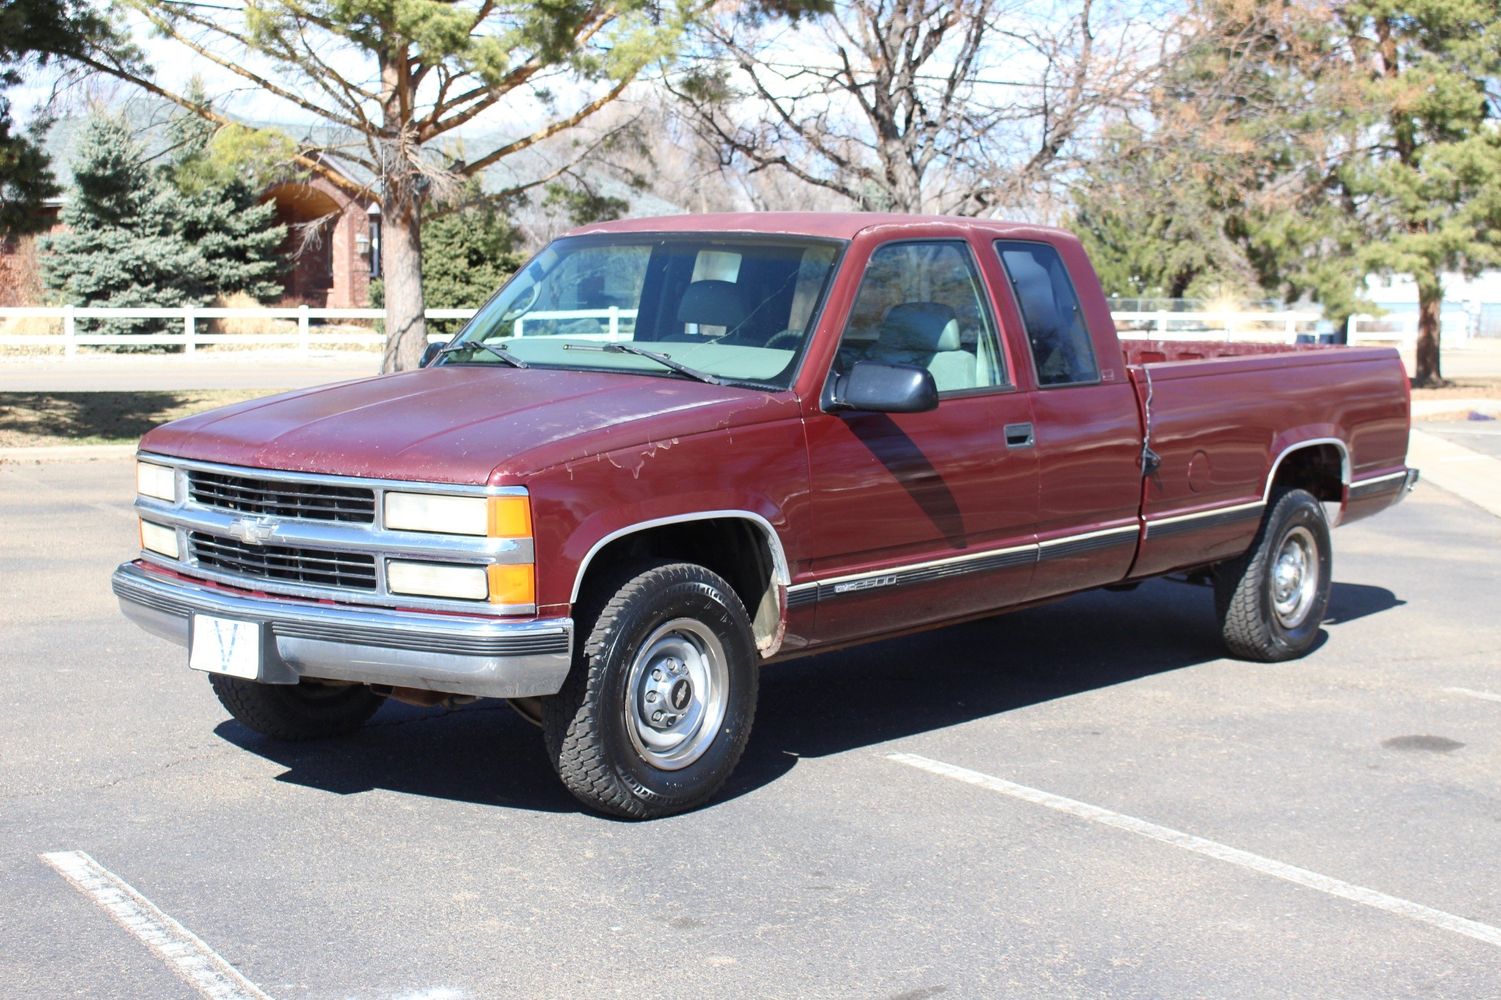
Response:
[802, 239, 1039, 644]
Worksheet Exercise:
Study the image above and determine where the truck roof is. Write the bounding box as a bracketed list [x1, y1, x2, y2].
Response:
[564, 212, 1074, 242]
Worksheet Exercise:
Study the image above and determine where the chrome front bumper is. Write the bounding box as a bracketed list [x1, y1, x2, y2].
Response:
[112, 561, 573, 699]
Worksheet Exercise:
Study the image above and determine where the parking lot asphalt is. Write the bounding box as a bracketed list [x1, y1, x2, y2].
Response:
[2, 456, 1499, 999]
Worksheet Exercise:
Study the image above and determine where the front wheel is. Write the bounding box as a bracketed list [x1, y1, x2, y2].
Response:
[210, 675, 385, 741]
[1214, 488, 1332, 661]
[542, 561, 758, 819]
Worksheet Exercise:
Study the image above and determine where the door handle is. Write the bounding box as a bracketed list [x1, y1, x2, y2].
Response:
[1004, 422, 1034, 449]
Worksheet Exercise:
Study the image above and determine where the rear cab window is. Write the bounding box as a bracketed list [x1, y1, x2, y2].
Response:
[995, 241, 1100, 387]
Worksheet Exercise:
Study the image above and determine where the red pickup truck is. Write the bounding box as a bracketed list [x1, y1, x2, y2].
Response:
[114, 213, 1417, 818]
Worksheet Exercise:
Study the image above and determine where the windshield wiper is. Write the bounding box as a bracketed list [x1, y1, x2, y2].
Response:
[563, 342, 724, 385]
[436, 340, 529, 368]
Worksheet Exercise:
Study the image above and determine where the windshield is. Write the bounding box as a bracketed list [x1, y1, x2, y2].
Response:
[440, 234, 843, 388]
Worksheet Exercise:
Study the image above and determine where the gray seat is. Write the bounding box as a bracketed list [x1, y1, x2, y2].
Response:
[874, 301, 976, 391]
[674, 280, 750, 339]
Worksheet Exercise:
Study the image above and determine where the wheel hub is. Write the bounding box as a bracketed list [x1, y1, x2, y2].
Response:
[624, 619, 730, 771]
[1270, 525, 1319, 628]
[637, 655, 693, 730]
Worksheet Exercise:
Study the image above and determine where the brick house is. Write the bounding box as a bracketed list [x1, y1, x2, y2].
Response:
[0, 150, 379, 308]
[262, 167, 380, 308]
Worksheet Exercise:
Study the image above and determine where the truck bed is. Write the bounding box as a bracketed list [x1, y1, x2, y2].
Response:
[1120, 339, 1411, 579]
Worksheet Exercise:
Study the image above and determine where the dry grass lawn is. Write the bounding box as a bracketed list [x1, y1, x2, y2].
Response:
[0, 390, 271, 447]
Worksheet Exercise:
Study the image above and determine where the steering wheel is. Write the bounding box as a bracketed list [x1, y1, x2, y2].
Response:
[764, 328, 803, 350]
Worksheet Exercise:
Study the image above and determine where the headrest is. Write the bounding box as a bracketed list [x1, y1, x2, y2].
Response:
[677, 280, 749, 331]
[1002, 252, 1061, 335]
[881, 301, 960, 352]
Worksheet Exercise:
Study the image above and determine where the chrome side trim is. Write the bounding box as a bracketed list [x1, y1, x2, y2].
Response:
[1348, 470, 1409, 499]
[816, 541, 1038, 590]
[785, 582, 818, 610]
[1262, 437, 1350, 503]
[1144, 500, 1265, 540]
[799, 522, 1147, 605]
[112, 562, 571, 699]
[818, 544, 1035, 601]
[568, 510, 792, 603]
[1037, 524, 1139, 560]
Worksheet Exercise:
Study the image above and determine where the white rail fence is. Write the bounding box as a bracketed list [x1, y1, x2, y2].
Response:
[0, 306, 476, 355]
[0, 304, 1466, 356]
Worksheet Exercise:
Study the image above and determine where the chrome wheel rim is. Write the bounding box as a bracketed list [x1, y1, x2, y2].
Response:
[624, 618, 728, 771]
[1270, 525, 1318, 628]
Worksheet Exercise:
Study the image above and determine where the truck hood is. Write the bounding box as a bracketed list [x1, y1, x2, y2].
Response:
[140, 367, 800, 485]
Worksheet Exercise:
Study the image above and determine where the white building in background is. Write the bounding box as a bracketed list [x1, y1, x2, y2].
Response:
[1360, 271, 1501, 342]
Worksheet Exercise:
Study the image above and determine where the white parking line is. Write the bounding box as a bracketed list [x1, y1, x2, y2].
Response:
[1443, 686, 1501, 704]
[887, 752, 1501, 950]
[40, 851, 273, 1000]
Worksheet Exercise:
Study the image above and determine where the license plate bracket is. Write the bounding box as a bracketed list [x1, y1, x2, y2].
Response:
[189, 614, 264, 679]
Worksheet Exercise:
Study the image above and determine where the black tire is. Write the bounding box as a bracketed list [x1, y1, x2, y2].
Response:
[1214, 488, 1332, 661]
[542, 561, 759, 820]
[210, 675, 384, 741]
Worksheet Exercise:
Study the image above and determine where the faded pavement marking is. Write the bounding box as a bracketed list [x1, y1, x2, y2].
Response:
[40, 850, 273, 1000]
[887, 751, 1501, 950]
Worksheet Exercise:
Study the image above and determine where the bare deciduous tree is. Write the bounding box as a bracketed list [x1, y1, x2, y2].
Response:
[669, 0, 1164, 217]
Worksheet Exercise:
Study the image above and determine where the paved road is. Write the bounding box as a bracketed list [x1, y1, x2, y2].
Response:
[2, 457, 1499, 999]
[0, 353, 377, 392]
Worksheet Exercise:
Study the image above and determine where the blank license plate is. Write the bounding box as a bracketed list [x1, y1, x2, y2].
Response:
[189, 614, 262, 679]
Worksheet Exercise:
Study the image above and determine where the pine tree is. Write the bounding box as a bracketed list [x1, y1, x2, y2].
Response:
[167, 95, 285, 302]
[1340, 1, 1501, 385]
[1071, 3, 1365, 314]
[0, 0, 131, 236]
[42, 109, 287, 341]
[41, 114, 205, 336]
[1073, 0, 1501, 374]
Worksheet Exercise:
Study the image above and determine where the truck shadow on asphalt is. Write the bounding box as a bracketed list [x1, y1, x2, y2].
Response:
[213, 578, 1402, 816]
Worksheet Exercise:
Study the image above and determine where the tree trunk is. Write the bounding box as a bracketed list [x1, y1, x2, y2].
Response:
[380, 192, 427, 373]
[1413, 279, 1444, 386]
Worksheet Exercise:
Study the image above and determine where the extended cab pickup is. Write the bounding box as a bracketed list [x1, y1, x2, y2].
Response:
[113, 213, 1418, 818]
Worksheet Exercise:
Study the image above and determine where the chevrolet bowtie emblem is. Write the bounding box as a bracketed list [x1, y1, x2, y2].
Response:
[226, 515, 280, 546]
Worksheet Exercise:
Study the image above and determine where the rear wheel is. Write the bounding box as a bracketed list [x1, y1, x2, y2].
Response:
[210, 675, 384, 741]
[542, 561, 758, 819]
[1214, 488, 1331, 661]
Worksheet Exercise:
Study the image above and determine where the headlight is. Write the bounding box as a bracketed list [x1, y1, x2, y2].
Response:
[384, 492, 487, 535]
[387, 560, 489, 600]
[136, 461, 176, 501]
[139, 520, 179, 559]
[383, 492, 531, 537]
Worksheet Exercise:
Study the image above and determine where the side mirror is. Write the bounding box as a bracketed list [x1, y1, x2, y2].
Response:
[419, 342, 444, 368]
[829, 361, 939, 414]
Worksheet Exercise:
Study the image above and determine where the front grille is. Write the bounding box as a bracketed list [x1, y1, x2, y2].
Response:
[189, 532, 377, 591]
[188, 470, 375, 524]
